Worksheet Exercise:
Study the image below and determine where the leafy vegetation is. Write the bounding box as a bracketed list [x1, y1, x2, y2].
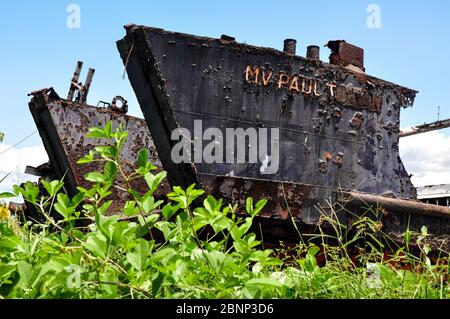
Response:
[0, 131, 9, 185]
[0, 123, 448, 299]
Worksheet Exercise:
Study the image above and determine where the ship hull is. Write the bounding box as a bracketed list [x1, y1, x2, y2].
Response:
[117, 25, 417, 222]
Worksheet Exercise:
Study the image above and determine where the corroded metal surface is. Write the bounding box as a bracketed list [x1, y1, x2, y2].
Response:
[202, 175, 313, 221]
[336, 191, 450, 251]
[326, 40, 365, 71]
[117, 24, 417, 224]
[29, 90, 169, 214]
[18, 28, 448, 245]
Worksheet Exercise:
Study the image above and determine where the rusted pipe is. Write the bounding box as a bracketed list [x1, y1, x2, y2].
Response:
[283, 39, 297, 55]
[67, 61, 83, 101]
[336, 191, 450, 219]
[80, 68, 95, 104]
[306, 45, 320, 60]
[220, 34, 235, 42]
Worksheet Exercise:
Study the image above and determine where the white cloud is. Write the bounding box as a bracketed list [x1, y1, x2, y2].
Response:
[0, 144, 48, 202]
[400, 130, 450, 187]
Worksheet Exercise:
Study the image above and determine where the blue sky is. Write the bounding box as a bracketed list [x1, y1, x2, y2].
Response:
[1, 0, 450, 146]
[0, 0, 449, 190]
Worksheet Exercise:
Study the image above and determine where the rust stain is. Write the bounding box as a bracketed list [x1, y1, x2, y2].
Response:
[29, 88, 170, 215]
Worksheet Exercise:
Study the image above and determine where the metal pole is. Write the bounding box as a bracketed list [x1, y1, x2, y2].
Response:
[336, 191, 450, 219]
[400, 117, 450, 137]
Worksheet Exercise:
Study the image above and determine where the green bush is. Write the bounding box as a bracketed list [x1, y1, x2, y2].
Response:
[0, 123, 448, 299]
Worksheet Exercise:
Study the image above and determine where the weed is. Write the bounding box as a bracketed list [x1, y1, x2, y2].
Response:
[0, 123, 448, 299]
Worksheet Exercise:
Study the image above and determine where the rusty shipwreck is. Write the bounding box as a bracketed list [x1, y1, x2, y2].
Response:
[25, 25, 449, 246]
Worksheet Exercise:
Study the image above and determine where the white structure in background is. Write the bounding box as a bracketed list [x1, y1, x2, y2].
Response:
[416, 184, 450, 207]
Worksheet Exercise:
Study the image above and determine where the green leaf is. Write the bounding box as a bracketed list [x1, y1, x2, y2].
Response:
[76, 186, 97, 198]
[233, 217, 253, 241]
[41, 180, 52, 196]
[137, 214, 159, 229]
[98, 200, 113, 215]
[137, 162, 158, 175]
[103, 121, 113, 137]
[54, 193, 73, 220]
[84, 172, 106, 183]
[202, 250, 226, 273]
[77, 150, 95, 164]
[41, 180, 64, 197]
[87, 128, 108, 139]
[137, 149, 149, 168]
[307, 245, 320, 257]
[246, 197, 253, 215]
[141, 195, 162, 214]
[233, 238, 252, 256]
[103, 161, 117, 181]
[246, 277, 284, 289]
[155, 221, 177, 241]
[188, 188, 205, 202]
[0, 263, 16, 281]
[298, 249, 318, 272]
[144, 171, 167, 194]
[150, 247, 177, 267]
[112, 220, 138, 245]
[97, 214, 119, 241]
[230, 217, 253, 242]
[17, 261, 33, 286]
[162, 204, 179, 220]
[123, 201, 140, 217]
[253, 199, 267, 216]
[97, 183, 112, 198]
[126, 238, 151, 271]
[209, 215, 233, 233]
[100, 267, 119, 296]
[421, 225, 428, 236]
[0, 192, 16, 199]
[0, 131, 4, 143]
[32, 258, 70, 288]
[71, 191, 86, 207]
[95, 145, 118, 158]
[423, 244, 431, 256]
[152, 272, 165, 297]
[14, 182, 39, 203]
[113, 124, 128, 149]
[83, 232, 108, 259]
[87, 121, 113, 139]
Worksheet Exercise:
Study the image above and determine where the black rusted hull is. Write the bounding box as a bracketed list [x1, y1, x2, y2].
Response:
[117, 24, 417, 223]
[23, 26, 448, 247]
[28, 89, 169, 214]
